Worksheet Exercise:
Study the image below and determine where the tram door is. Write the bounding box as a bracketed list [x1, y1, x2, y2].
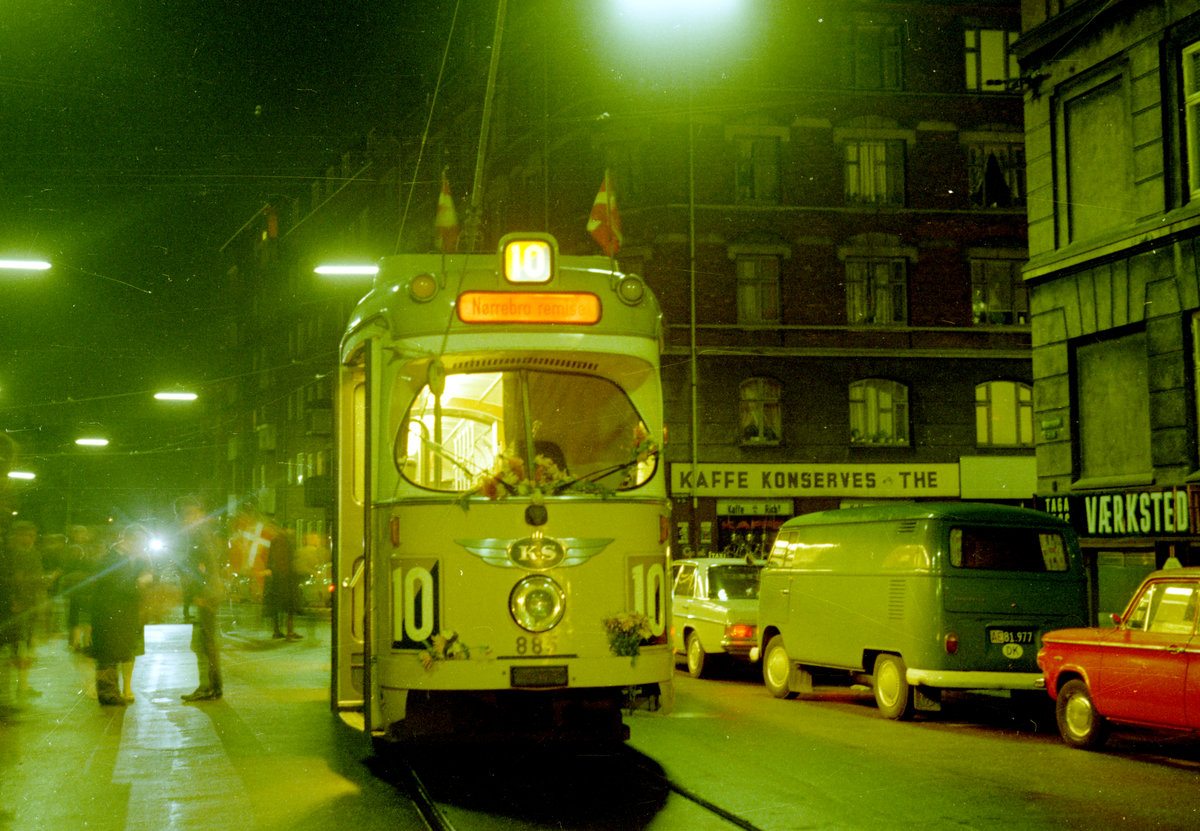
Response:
[334, 354, 367, 711]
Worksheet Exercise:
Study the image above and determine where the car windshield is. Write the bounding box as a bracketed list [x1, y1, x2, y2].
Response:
[708, 566, 761, 600]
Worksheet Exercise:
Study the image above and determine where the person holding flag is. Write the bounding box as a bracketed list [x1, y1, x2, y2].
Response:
[588, 169, 623, 258]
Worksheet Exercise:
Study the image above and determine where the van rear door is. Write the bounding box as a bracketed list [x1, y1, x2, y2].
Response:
[942, 524, 1088, 672]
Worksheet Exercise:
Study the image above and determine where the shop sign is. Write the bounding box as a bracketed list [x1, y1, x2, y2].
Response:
[1039, 488, 1192, 537]
[672, 463, 959, 498]
[716, 500, 791, 516]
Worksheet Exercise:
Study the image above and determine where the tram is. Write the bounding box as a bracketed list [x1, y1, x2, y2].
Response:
[333, 233, 674, 744]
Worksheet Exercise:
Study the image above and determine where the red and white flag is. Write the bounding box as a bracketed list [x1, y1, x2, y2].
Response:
[435, 170, 459, 253]
[587, 170, 622, 257]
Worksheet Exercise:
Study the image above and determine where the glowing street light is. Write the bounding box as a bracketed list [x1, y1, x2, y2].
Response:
[0, 259, 51, 272]
[75, 437, 110, 448]
[315, 264, 378, 276]
[7, 470, 35, 481]
[154, 391, 198, 402]
[614, 0, 738, 15]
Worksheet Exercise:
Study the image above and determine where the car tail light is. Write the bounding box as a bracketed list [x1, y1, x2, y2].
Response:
[944, 633, 959, 654]
[727, 624, 755, 640]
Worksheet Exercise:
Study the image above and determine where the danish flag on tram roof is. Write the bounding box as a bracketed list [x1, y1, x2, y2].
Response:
[435, 169, 460, 253]
[587, 169, 623, 258]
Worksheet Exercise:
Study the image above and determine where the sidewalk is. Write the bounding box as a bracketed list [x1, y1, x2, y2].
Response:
[0, 605, 416, 831]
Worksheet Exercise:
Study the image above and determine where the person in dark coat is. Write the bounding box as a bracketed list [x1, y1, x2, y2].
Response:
[0, 520, 43, 700]
[263, 528, 300, 640]
[89, 525, 154, 706]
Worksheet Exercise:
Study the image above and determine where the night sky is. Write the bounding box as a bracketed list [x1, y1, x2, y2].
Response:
[1, 0, 447, 521]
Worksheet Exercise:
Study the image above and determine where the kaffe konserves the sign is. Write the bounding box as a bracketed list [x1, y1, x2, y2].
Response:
[671, 463, 960, 499]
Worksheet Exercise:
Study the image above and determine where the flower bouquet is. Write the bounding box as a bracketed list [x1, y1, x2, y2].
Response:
[603, 612, 654, 664]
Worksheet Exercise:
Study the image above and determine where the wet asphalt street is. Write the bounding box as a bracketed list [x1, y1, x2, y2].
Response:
[0, 606, 426, 831]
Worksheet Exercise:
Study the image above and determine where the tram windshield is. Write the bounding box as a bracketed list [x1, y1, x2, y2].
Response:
[396, 369, 657, 496]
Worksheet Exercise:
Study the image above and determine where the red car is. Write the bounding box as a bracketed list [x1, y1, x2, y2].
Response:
[1038, 567, 1200, 749]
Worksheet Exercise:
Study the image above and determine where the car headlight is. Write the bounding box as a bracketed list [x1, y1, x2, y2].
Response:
[509, 575, 565, 633]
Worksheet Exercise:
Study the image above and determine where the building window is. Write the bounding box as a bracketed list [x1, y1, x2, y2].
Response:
[964, 28, 1019, 92]
[976, 381, 1033, 446]
[845, 22, 903, 90]
[735, 136, 781, 204]
[1075, 330, 1151, 480]
[845, 140, 905, 206]
[850, 379, 909, 446]
[1184, 42, 1200, 197]
[846, 258, 907, 325]
[736, 256, 781, 324]
[967, 142, 1026, 208]
[740, 378, 782, 445]
[971, 257, 1028, 324]
[1063, 76, 1129, 241]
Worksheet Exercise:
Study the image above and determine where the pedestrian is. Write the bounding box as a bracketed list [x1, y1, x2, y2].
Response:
[89, 525, 154, 706]
[264, 527, 300, 640]
[60, 525, 100, 652]
[177, 496, 225, 702]
[59, 525, 102, 697]
[0, 520, 44, 701]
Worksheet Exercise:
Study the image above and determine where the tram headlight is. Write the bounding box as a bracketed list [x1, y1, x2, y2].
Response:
[509, 575, 565, 633]
[617, 274, 645, 305]
[409, 273, 439, 302]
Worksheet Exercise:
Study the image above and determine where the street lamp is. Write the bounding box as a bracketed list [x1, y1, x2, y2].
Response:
[0, 259, 51, 272]
[75, 437, 109, 448]
[314, 264, 378, 276]
[614, 0, 738, 15]
[154, 391, 198, 402]
[609, 0, 740, 549]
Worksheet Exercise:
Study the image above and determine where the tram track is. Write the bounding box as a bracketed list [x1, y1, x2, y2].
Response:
[395, 746, 768, 831]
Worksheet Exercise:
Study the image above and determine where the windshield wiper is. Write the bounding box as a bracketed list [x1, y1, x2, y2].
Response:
[549, 456, 644, 495]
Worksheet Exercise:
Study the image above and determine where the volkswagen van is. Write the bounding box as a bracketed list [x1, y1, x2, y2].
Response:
[756, 503, 1090, 719]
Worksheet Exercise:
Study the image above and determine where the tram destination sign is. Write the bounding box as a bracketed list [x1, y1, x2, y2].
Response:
[457, 291, 601, 325]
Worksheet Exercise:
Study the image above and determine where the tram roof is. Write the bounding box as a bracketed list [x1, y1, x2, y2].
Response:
[340, 250, 663, 361]
[781, 502, 1073, 530]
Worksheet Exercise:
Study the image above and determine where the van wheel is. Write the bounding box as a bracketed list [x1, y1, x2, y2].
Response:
[872, 654, 914, 720]
[762, 635, 796, 699]
[1055, 680, 1109, 749]
[686, 632, 708, 679]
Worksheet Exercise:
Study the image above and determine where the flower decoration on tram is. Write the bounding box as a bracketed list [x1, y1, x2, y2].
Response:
[419, 629, 491, 670]
[474, 446, 572, 500]
[622, 422, 658, 488]
[602, 612, 654, 664]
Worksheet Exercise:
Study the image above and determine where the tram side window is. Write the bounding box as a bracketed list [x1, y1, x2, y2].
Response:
[353, 381, 365, 504]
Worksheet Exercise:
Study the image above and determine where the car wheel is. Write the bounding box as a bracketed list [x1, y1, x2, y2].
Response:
[873, 653, 914, 720]
[762, 635, 796, 699]
[1055, 679, 1109, 749]
[686, 632, 708, 679]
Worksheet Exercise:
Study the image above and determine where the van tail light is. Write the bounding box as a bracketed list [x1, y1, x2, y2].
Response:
[944, 633, 959, 654]
[727, 624, 756, 640]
